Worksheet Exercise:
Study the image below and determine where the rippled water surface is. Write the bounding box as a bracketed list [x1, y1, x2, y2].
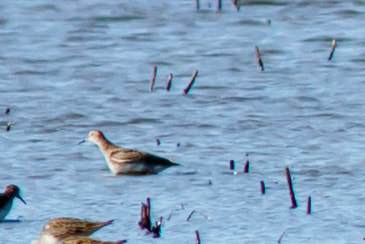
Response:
[1, 0, 365, 243]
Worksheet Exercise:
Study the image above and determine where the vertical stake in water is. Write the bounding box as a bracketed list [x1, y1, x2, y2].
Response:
[183, 70, 198, 94]
[150, 66, 157, 91]
[285, 167, 298, 208]
[328, 39, 337, 61]
[255, 46, 264, 71]
[243, 160, 249, 173]
[229, 160, 235, 170]
[166, 73, 173, 91]
[260, 180, 265, 194]
[195, 230, 201, 244]
[307, 196, 311, 214]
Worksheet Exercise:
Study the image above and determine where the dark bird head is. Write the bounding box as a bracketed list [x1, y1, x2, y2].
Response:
[5, 185, 26, 205]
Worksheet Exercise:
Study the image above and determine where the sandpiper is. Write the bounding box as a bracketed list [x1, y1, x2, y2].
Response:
[62, 236, 127, 244]
[31, 217, 114, 244]
[0, 184, 26, 222]
[79, 130, 179, 175]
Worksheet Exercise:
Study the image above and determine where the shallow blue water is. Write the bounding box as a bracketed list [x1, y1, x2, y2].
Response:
[1, 0, 365, 243]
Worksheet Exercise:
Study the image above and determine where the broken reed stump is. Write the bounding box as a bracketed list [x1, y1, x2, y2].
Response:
[217, 0, 222, 11]
[255, 46, 264, 71]
[149, 66, 157, 91]
[285, 167, 298, 208]
[243, 160, 249, 173]
[138, 198, 162, 238]
[195, 230, 201, 244]
[156, 139, 161, 146]
[186, 210, 196, 221]
[328, 39, 337, 61]
[229, 159, 235, 170]
[307, 196, 311, 215]
[138, 198, 152, 231]
[4, 107, 10, 114]
[260, 180, 265, 194]
[183, 70, 198, 94]
[196, 0, 200, 10]
[166, 73, 173, 91]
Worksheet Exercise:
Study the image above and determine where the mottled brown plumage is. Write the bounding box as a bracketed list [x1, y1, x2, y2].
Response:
[62, 236, 127, 244]
[31, 217, 113, 244]
[79, 130, 179, 175]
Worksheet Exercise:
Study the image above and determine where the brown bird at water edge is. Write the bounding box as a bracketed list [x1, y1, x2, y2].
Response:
[79, 130, 179, 175]
[31, 217, 114, 244]
[62, 236, 127, 244]
[0, 184, 26, 222]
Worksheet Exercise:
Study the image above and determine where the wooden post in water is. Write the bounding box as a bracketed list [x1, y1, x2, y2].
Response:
[328, 39, 337, 61]
[285, 167, 298, 208]
[183, 70, 198, 94]
[229, 160, 235, 170]
[195, 230, 201, 244]
[307, 196, 311, 214]
[166, 73, 173, 91]
[244, 160, 249, 173]
[260, 181, 265, 194]
[255, 46, 264, 71]
[150, 66, 157, 91]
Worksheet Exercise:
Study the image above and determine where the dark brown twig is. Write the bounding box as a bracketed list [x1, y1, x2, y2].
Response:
[285, 167, 298, 208]
[183, 70, 198, 94]
[166, 73, 173, 91]
[255, 46, 264, 71]
[229, 160, 235, 170]
[149, 66, 157, 91]
[277, 231, 286, 244]
[243, 160, 249, 173]
[307, 196, 311, 215]
[195, 230, 201, 244]
[260, 181, 265, 194]
[186, 210, 196, 221]
[328, 39, 337, 61]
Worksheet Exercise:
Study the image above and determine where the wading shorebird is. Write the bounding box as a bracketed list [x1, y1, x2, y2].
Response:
[31, 217, 114, 244]
[62, 236, 127, 244]
[79, 130, 179, 175]
[0, 184, 26, 222]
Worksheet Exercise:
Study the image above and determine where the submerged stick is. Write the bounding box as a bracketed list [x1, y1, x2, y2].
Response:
[183, 70, 198, 94]
[149, 66, 157, 91]
[255, 46, 264, 71]
[328, 39, 337, 61]
[186, 210, 196, 221]
[285, 167, 298, 208]
[260, 181, 265, 194]
[166, 73, 173, 91]
[4, 107, 10, 114]
[307, 196, 311, 215]
[244, 160, 249, 173]
[195, 230, 201, 244]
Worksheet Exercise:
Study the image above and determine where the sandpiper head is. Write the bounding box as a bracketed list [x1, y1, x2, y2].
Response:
[79, 130, 105, 145]
[5, 185, 26, 205]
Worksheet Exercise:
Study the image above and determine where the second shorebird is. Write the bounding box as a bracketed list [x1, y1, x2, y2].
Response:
[79, 130, 179, 175]
[0, 184, 26, 222]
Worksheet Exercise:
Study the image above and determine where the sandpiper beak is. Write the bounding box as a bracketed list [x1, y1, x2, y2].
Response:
[17, 194, 26, 205]
[78, 139, 86, 145]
